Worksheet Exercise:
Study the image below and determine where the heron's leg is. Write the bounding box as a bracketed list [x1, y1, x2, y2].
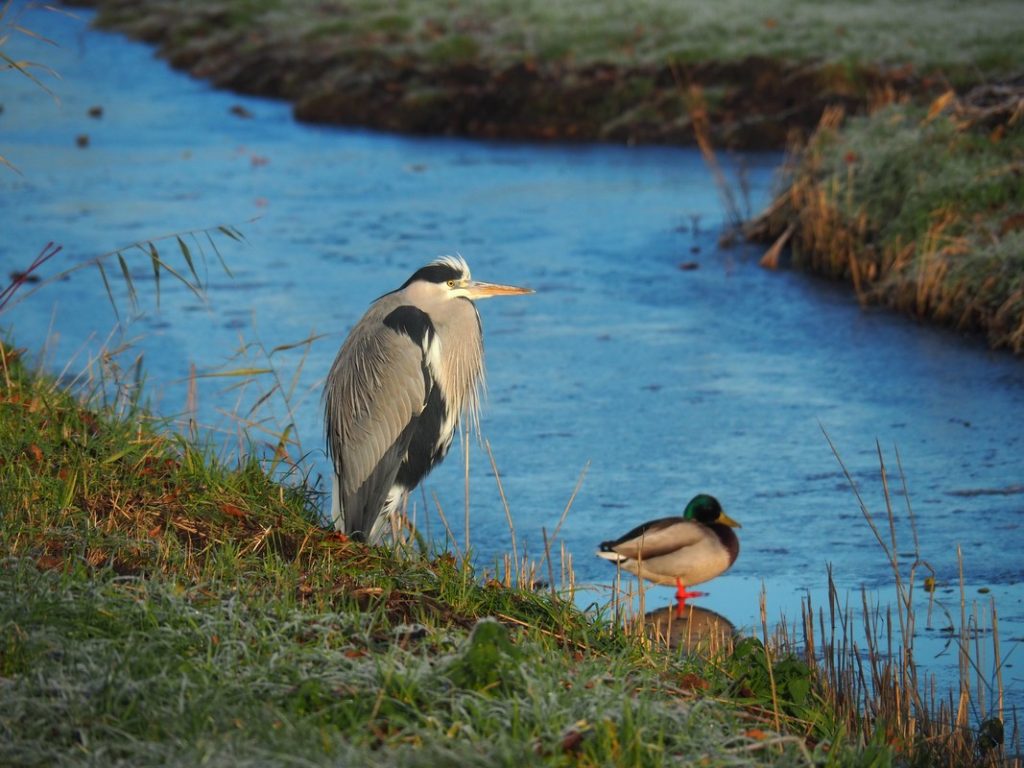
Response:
[369, 487, 407, 544]
[329, 474, 344, 531]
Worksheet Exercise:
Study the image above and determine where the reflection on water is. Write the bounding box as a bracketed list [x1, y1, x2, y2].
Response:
[3, 5, 1022, 714]
[645, 602, 736, 654]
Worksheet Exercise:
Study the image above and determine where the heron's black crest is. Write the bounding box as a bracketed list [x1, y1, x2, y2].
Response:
[400, 261, 465, 289]
[383, 305, 435, 347]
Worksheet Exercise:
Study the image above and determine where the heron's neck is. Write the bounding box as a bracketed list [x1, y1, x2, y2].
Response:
[432, 299, 484, 432]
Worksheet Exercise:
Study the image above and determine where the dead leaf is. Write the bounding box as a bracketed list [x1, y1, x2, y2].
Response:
[760, 223, 794, 270]
[924, 90, 956, 124]
[999, 212, 1024, 236]
[561, 729, 585, 753]
[678, 672, 711, 691]
[80, 411, 100, 435]
[86, 548, 108, 567]
[220, 502, 246, 518]
[352, 587, 383, 597]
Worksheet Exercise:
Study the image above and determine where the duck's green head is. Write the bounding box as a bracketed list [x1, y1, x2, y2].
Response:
[683, 493, 741, 528]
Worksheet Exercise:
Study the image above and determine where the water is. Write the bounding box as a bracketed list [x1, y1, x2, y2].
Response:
[3, 5, 1022, 713]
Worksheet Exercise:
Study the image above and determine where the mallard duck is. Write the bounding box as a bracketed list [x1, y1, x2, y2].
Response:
[597, 493, 741, 604]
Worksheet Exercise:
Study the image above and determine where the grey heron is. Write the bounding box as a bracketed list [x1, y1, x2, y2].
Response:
[324, 255, 533, 543]
[597, 494, 741, 606]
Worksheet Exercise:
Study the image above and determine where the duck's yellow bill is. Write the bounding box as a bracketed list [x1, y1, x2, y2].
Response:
[719, 511, 742, 528]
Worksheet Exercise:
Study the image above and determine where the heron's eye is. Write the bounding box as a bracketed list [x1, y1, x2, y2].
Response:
[446, 279, 457, 288]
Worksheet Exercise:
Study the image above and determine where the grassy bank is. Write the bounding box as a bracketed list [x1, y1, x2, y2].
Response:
[1, 338, 899, 766]
[749, 88, 1024, 353]
[0, 330, 1016, 764]
[69, 0, 1024, 148]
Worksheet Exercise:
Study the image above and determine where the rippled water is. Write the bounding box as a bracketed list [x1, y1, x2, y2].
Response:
[4, 5, 1022, 709]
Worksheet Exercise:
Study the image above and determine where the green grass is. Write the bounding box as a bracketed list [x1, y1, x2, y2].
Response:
[0, 561, 913, 768]
[1, 339, 894, 766]
[2, 566, 836, 766]
[816, 108, 1024, 247]
[3, 331, 1014, 765]
[80, 0, 1024, 148]
[4, 316, 1012, 767]
[94, 0, 1024, 76]
[750, 93, 1024, 353]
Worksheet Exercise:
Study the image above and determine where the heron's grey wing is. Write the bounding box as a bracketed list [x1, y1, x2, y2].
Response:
[607, 518, 705, 560]
[325, 307, 428, 535]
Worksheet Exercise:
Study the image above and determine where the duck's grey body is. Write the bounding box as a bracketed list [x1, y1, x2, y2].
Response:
[597, 516, 739, 587]
[597, 494, 741, 599]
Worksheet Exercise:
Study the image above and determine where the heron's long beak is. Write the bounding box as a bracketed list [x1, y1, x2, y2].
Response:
[462, 280, 534, 300]
[718, 511, 742, 529]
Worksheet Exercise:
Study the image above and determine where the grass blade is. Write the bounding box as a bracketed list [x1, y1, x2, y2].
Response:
[10, 23, 59, 48]
[246, 384, 280, 418]
[95, 261, 121, 324]
[269, 333, 327, 356]
[217, 225, 243, 243]
[206, 231, 233, 277]
[192, 367, 274, 379]
[116, 253, 137, 311]
[148, 242, 161, 310]
[177, 235, 200, 285]
[0, 49, 59, 100]
[0, 152, 22, 175]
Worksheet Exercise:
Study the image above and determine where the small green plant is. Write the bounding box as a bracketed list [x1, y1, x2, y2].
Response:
[442, 618, 525, 694]
[428, 33, 480, 65]
[728, 638, 813, 714]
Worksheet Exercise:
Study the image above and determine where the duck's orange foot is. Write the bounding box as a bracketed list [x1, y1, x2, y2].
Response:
[674, 587, 708, 617]
[674, 580, 707, 604]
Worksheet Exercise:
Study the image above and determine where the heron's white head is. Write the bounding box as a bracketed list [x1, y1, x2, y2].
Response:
[400, 255, 533, 306]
